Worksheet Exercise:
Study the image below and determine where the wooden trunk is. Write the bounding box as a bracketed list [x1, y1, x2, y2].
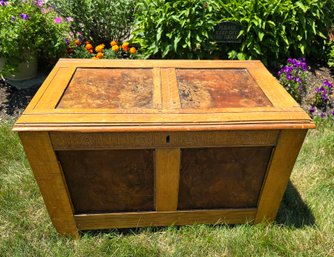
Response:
[13, 59, 315, 238]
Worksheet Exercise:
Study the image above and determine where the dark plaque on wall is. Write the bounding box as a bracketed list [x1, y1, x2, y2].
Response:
[213, 21, 243, 43]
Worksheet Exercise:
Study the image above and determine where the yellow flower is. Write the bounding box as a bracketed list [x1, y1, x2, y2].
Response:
[112, 45, 119, 52]
[110, 40, 118, 46]
[95, 44, 105, 53]
[122, 42, 129, 52]
[129, 47, 137, 54]
[96, 52, 104, 59]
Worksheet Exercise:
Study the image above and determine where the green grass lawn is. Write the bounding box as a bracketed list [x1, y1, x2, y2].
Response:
[0, 120, 333, 257]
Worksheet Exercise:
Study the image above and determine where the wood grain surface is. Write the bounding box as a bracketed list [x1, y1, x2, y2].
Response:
[57, 68, 154, 109]
[155, 148, 181, 211]
[75, 209, 257, 230]
[57, 149, 155, 214]
[178, 147, 273, 210]
[255, 130, 308, 223]
[18, 132, 79, 237]
[177, 68, 272, 108]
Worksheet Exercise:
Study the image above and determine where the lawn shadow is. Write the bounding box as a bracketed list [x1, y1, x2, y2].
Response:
[275, 180, 315, 228]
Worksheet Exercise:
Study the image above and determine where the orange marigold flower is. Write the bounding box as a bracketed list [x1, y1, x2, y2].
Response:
[95, 44, 105, 53]
[92, 56, 98, 60]
[129, 47, 137, 54]
[96, 52, 104, 59]
[85, 41, 90, 45]
[88, 49, 93, 54]
[112, 45, 119, 52]
[122, 42, 129, 52]
[110, 40, 117, 46]
[75, 39, 81, 46]
[85, 43, 93, 50]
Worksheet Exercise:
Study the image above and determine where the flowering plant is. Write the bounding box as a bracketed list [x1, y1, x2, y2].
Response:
[278, 58, 334, 120]
[278, 58, 309, 102]
[309, 79, 334, 119]
[0, 0, 70, 76]
[67, 39, 140, 60]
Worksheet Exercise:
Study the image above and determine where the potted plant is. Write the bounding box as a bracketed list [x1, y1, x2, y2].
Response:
[0, 0, 70, 81]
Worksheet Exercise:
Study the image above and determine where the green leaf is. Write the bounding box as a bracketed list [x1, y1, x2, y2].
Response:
[174, 36, 181, 52]
[296, 1, 308, 13]
[318, 32, 327, 39]
[162, 44, 172, 57]
[258, 31, 264, 42]
[311, 21, 316, 35]
[156, 27, 162, 41]
[299, 44, 305, 54]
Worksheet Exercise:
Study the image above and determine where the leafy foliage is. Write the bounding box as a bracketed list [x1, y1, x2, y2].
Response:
[132, 0, 221, 59]
[219, 0, 334, 67]
[49, 0, 136, 44]
[0, 0, 70, 75]
[328, 42, 334, 68]
[328, 44, 334, 68]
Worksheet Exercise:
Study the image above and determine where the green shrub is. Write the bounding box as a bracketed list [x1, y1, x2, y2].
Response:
[49, 0, 135, 44]
[219, 0, 334, 67]
[132, 0, 221, 59]
[327, 28, 334, 68]
[328, 41, 334, 68]
[132, 0, 333, 65]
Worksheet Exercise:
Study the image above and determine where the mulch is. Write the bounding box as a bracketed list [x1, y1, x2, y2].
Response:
[0, 81, 39, 120]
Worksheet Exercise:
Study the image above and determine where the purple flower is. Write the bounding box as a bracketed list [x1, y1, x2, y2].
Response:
[65, 38, 70, 45]
[20, 13, 29, 20]
[11, 16, 16, 21]
[320, 112, 326, 118]
[301, 63, 308, 71]
[0, 1, 5, 6]
[309, 106, 316, 114]
[54, 17, 62, 24]
[65, 17, 74, 22]
[287, 74, 292, 81]
[323, 79, 333, 88]
[34, 0, 43, 7]
[331, 110, 334, 116]
[294, 77, 302, 83]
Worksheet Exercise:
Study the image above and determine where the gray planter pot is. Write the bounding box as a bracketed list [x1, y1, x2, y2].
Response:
[1, 55, 38, 78]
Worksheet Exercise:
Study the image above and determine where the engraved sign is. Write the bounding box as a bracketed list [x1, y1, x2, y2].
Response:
[212, 21, 242, 43]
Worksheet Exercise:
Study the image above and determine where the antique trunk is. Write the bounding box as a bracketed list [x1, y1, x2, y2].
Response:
[13, 59, 315, 237]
